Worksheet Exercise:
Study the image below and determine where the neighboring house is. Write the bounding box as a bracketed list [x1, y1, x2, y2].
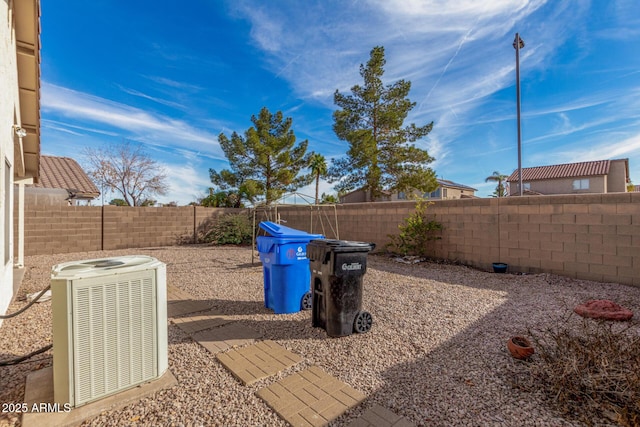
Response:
[396, 179, 477, 201]
[27, 155, 100, 205]
[1, 0, 41, 321]
[340, 179, 477, 203]
[507, 159, 630, 196]
[340, 188, 391, 204]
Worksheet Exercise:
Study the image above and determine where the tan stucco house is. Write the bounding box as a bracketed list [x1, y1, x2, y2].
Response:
[507, 159, 630, 196]
[340, 179, 477, 203]
[390, 179, 477, 201]
[1, 0, 41, 321]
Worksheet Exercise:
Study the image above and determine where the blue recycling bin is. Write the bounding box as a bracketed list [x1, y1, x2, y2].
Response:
[256, 221, 323, 314]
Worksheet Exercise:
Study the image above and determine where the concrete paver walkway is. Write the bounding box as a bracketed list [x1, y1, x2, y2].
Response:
[256, 366, 366, 427]
[172, 312, 234, 334]
[167, 285, 212, 317]
[169, 285, 414, 427]
[216, 340, 302, 385]
[191, 323, 262, 354]
[346, 404, 415, 427]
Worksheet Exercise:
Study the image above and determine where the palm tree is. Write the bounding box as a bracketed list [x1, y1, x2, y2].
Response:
[485, 171, 509, 197]
[308, 153, 328, 204]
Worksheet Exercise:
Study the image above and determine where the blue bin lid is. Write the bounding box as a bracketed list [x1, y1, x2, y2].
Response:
[258, 221, 323, 240]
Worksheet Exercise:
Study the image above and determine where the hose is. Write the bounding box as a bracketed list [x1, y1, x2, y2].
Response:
[0, 286, 54, 366]
[0, 285, 51, 319]
[0, 344, 53, 366]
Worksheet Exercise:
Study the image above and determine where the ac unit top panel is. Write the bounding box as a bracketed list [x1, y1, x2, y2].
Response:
[51, 255, 164, 280]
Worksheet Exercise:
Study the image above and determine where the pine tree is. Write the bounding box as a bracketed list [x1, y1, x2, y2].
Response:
[210, 107, 313, 205]
[329, 46, 437, 200]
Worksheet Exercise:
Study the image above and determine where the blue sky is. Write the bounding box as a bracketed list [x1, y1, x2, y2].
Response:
[40, 0, 640, 205]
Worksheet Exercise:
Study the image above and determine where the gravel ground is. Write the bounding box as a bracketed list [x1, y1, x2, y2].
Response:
[1, 245, 639, 427]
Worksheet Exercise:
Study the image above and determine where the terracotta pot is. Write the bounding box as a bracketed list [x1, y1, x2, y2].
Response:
[507, 336, 534, 360]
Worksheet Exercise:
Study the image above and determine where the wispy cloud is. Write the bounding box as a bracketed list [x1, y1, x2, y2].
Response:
[553, 134, 640, 164]
[141, 75, 204, 92]
[227, 0, 586, 178]
[41, 82, 223, 157]
[116, 85, 186, 110]
[42, 119, 120, 137]
[421, 21, 478, 108]
[40, 0, 640, 204]
[526, 116, 621, 145]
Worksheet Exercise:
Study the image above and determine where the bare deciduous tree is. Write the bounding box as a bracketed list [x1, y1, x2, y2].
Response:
[84, 141, 169, 206]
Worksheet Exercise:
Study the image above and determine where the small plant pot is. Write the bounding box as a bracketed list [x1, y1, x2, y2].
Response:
[492, 263, 508, 273]
[507, 336, 534, 360]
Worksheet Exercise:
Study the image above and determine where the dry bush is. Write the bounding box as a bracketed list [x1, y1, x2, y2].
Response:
[200, 213, 254, 245]
[176, 213, 254, 245]
[510, 311, 640, 426]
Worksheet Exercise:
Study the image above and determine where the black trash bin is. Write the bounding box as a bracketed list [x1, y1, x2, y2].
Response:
[307, 239, 375, 337]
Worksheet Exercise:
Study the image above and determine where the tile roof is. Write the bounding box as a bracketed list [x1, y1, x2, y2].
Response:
[437, 179, 477, 191]
[507, 160, 611, 182]
[32, 155, 100, 198]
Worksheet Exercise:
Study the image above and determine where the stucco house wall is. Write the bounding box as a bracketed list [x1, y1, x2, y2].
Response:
[519, 176, 607, 195]
[510, 159, 629, 196]
[389, 186, 476, 201]
[0, 0, 21, 319]
[608, 159, 628, 192]
[0, 0, 40, 324]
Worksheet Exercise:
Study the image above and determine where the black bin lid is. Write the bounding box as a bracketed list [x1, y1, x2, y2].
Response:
[309, 239, 374, 253]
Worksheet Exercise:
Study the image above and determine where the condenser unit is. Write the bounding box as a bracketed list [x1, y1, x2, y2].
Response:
[51, 255, 168, 408]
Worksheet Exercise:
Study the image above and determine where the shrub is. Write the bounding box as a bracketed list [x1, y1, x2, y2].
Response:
[202, 213, 253, 245]
[510, 311, 640, 426]
[386, 198, 442, 256]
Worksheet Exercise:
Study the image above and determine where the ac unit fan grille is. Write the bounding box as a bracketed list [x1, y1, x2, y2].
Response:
[72, 273, 157, 405]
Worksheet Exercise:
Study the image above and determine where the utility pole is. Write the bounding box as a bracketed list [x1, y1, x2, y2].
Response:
[513, 33, 525, 196]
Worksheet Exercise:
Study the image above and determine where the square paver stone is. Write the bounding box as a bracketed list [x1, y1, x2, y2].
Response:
[257, 365, 366, 427]
[192, 322, 262, 354]
[167, 284, 193, 300]
[216, 340, 302, 385]
[346, 404, 415, 427]
[167, 285, 212, 318]
[172, 312, 234, 334]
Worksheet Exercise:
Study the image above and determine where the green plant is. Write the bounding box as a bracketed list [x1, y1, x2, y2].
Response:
[510, 310, 640, 426]
[202, 213, 253, 245]
[386, 198, 442, 256]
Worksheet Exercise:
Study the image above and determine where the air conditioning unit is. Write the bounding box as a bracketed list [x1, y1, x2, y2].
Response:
[51, 255, 168, 408]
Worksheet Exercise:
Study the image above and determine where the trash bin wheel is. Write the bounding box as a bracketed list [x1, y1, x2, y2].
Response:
[353, 311, 373, 334]
[301, 292, 313, 310]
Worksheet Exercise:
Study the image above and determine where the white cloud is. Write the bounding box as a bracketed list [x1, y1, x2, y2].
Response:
[227, 0, 586, 189]
[555, 134, 640, 163]
[141, 75, 204, 92]
[370, 0, 536, 19]
[160, 161, 214, 205]
[41, 82, 224, 158]
[42, 119, 120, 137]
[117, 85, 186, 110]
